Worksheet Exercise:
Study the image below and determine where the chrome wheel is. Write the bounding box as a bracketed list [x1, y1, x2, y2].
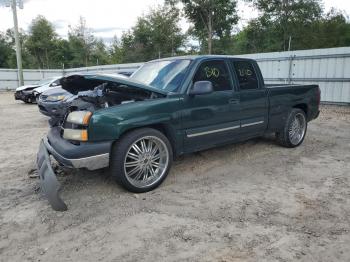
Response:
[289, 112, 306, 145]
[123, 136, 169, 188]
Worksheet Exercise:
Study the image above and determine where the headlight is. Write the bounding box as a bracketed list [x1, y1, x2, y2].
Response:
[63, 111, 92, 141]
[63, 129, 88, 141]
[45, 95, 65, 102]
[66, 111, 92, 125]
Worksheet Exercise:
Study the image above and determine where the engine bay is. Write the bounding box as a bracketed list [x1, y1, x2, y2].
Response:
[48, 74, 166, 127]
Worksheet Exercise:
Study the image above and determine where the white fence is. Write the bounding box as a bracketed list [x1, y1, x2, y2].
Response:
[0, 69, 64, 89]
[0, 63, 142, 90]
[1, 47, 350, 104]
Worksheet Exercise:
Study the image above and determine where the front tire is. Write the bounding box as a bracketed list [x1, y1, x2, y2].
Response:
[24, 97, 32, 103]
[110, 128, 173, 193]
[276, 108, 307, 148]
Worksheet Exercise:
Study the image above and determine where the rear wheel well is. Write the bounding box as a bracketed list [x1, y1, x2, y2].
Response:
[293, 104, 308, 117]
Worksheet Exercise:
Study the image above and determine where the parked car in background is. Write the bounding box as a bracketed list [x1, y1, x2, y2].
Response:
[14, 76, 62, 103]
[37, 87, 73, 124]
[37, 55, 320, 211]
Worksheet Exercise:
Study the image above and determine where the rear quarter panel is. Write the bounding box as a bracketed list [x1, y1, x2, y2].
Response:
[267, 84, 319, 131]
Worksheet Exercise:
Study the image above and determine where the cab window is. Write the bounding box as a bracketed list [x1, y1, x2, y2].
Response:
[193, 60, 232, 91]
[232, 61, 259, 90]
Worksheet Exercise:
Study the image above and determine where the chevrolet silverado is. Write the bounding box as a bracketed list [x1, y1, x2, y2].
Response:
[37, 56, 320, 210]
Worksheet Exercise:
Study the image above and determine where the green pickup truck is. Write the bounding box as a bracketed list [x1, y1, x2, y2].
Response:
[37, 55, 320, 210]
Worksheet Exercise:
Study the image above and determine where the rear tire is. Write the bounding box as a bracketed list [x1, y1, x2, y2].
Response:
[110, 128, 173, 193]
[276, 108, 307, 148]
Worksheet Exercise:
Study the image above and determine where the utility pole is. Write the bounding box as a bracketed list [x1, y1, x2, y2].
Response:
[11, 0, 24, 86]
[1, 0, 24, 86]
[288, 36, 292, 51]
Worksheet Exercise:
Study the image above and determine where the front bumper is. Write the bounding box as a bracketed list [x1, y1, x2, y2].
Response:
[14, 91, 22, 100]
[46, 127, 111, 170]
[37, 140, 68, 211]
[37, 99, 68, 117]
[37, 127, 113, 210]
[14, 90, 36, 102]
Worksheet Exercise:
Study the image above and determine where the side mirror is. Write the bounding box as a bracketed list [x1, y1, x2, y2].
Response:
[189, 81, 213, 96]
[50, 82, 58, 87]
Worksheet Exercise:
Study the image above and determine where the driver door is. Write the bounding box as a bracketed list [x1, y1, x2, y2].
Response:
[181, 59, 241, 152]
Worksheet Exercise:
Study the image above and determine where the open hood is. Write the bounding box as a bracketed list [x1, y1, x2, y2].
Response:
[60, 74, 168, 96]
[41, 87, 71, 96]
[46, 74, 168, 128]
[16, 84, 39, 91]
[34, 84, 57, 94]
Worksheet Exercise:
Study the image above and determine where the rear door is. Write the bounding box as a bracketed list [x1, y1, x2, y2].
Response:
[181, 59, 240, 152]
[230, 60, 268, 137]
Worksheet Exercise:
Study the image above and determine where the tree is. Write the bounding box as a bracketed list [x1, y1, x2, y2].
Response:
[50, 38, 73, 69]
[5, 29, 35, 68]
[118, 5, 186, 62]
[0, 32, 15, 68]
[233, 1, 350, 54]
[26, 16, 58, 69]
[109, 36, 124, 64]
[314, 9, 350, 48]
[68, 16, 97, 67]
[168, 0, 238, 54]
[247, 0, 323, 51]
[91, 39, 110, 65]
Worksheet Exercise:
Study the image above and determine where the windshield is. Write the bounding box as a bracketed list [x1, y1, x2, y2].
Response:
[36, 78, 55, 85]
[130, 59, 191, 92]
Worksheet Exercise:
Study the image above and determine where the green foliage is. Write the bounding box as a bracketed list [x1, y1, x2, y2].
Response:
[4, 29, 35, 68]
[50, 38, 73, 69]
[91, 39, 110, 65]
[311, 9, 350, 48]
[68, 16, 99, 67]
[109, 36, 124, 64]
[0, 32, 14, 68]
[1, 2, 350, 69]
[168, 0, 238, 54]
[116, 5, 186, 62]
[26, 16, 58, 68]
[233, 1, 350, 54]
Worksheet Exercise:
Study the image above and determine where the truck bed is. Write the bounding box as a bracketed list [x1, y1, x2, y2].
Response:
[265, 83, 320, 132]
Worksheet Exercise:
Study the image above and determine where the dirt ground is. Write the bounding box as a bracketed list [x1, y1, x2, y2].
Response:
[0, 91, 349, 262]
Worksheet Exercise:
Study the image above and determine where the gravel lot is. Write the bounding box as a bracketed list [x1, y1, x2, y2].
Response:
[0, 91, 349, 262]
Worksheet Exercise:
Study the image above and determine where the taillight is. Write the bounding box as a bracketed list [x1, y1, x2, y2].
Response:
[316, 87, 321, 106]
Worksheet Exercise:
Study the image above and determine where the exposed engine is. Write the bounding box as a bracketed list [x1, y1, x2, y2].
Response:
[48, 75, 165, 127]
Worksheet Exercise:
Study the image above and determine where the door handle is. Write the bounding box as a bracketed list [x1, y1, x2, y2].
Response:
[228, 98, 240, 104]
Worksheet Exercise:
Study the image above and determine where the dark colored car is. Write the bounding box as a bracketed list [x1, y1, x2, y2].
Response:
[37, 87, 73, 118]
[37, 56, 320, 210]
[14, 84, 40, 103]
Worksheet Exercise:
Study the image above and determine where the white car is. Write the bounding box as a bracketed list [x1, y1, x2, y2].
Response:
[14, 76, 62, 103]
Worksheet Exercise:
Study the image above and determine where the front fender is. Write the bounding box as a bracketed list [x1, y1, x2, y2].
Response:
[88, 97, 182, 141]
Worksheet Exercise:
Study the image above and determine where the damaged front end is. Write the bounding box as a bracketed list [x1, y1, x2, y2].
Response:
[15, 87, 38, 103]
[36, 73, 167, 210]
[48, 74, 166, 127]
[37, 139, 67, 211]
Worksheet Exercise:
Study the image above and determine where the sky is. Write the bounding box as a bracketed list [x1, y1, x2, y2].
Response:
[0, 0, 349, 43]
